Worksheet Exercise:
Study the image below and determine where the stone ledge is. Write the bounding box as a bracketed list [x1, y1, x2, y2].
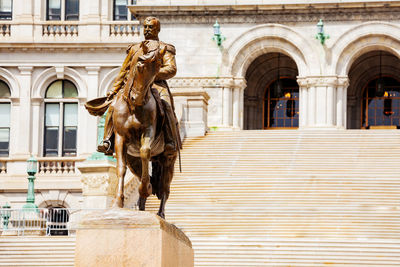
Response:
[74, 208, 192, 248]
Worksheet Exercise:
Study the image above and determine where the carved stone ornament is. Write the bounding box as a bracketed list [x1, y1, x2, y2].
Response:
[169, 77, 246, 89]
[81, 174, 117, 197]
[297, 76, 349, 88]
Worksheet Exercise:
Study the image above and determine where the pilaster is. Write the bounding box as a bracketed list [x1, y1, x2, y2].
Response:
[14, 67, 33, 158]
[84, 67, 101, 155]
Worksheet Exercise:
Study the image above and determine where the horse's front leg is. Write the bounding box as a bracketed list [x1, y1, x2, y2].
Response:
[113, 133, 127, 208]
[138, 128, 153, 210]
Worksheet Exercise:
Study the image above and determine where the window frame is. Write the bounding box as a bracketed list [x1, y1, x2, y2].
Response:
[0, 0, 12, 20]
[0, 79, 11, 157]
[46, 0, 79, 21]
[43, 80, 78, 157]
[112, 0, 136, 21]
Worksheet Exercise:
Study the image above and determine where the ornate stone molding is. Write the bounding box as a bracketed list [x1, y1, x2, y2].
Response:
[297, 76, 349, 87]
[170, 77, 246, 89]
[130, 5, 400, 24]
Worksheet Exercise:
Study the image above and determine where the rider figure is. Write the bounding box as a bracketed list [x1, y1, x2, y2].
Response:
[98, 16, 179, 156]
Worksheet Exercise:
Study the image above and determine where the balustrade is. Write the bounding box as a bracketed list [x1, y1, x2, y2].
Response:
[0, 24, 10, 36]
[0, 161, 6, 174]
[37, 158, 83, 175]
[109, 23, 139, 36]
[42, 24, 78, 36]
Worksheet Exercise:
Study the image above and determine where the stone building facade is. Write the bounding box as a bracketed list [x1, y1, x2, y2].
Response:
[2, 0, 400, 209]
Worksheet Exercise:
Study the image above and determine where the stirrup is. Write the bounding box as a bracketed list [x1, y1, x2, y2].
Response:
[97, 140, 112, 155]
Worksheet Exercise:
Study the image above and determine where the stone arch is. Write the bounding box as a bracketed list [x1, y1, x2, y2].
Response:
[0, 67, 20, 99]
[224, 24, 319, 78]
[32, 67, 88, 99]
[99, 67, 119, 96]
[333, 22, 400, 76]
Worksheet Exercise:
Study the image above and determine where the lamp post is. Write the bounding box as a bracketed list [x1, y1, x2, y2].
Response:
[23, 155, 38, 211]
[315, 19, 329, 45]
[212, 20, 226, 47]
[1, 203, 11, 230]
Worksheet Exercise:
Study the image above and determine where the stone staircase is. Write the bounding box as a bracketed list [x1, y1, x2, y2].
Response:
[146, 130, 400, 266]
[0, 236, 75, 266]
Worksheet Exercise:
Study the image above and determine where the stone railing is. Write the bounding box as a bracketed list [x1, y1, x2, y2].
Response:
[0, 160, 7, 174]
[0, 23, 10, 36]
[42, 23, 78, 36]
[37, 157, 85, 175]
[108, 22, 139, 36]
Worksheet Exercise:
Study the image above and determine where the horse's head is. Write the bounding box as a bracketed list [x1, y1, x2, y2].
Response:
[131, 40, 166, 106]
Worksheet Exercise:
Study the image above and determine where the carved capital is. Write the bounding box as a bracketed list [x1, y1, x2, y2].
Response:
[337, 76, 350, 87]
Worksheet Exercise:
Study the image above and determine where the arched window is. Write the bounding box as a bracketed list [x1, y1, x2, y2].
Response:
[263, 78, 299, 129]
[44, 80, 78, 157]
[362, 76, 400, 129]
[0, 80, 10, 157]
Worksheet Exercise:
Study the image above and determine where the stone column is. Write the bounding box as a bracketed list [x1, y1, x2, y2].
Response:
[232, 78, 246, 130]
[222, 86, 232, 127]
[300, 76, 344, 128]
[297, 78, 308, 128]
[337, 77, 349, 129]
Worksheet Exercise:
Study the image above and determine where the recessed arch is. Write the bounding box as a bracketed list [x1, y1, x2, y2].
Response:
[32, 67, 87, 99]
[223, 24, 319, 78]
[0, 67, 20, 99]
[99, 67, 120, 96]
[333, 22, 400, 76]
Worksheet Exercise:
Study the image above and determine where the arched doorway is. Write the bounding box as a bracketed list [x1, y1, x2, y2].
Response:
[361, 76, 400, 129]
[347, 50, 400, 129]
[244, 52, 299, 129]
[264, 78, 299, 129]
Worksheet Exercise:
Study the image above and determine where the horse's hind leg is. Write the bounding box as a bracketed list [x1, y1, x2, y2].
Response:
[157, 154, 176, 219]
[113, 133, 127, 208]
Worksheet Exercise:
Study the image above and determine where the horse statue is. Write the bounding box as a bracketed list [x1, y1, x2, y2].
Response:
[85, 40, 177, 219]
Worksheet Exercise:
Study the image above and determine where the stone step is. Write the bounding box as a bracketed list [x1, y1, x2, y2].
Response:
[145, 130, 400, 266]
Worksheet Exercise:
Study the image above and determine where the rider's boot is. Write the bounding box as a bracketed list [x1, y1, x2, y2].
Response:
[97, 108, 114, 156]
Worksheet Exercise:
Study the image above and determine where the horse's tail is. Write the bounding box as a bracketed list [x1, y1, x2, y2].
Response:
[151, 160, 162, 199]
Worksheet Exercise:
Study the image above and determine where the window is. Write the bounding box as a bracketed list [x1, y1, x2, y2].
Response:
[44, 80, 78, 157]
[264, 78, 299, 129]
[47, 0, 79, 21]
[0, 0, 12, 20]
[113, 0, 136, 21]
[0, 80, 10, 157]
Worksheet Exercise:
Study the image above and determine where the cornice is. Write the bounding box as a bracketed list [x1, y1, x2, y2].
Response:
[0, 44, 130, 53]
[129, 4, 400, 24]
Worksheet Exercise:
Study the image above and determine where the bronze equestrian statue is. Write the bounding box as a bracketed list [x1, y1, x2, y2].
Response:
[85, 17, 180, 219]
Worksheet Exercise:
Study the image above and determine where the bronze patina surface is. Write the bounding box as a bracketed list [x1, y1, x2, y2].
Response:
[85, 17, 180, 219]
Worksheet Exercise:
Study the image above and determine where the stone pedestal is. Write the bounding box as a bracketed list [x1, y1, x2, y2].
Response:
[74, 209, 194, 267]
[172, 88, 210, 137]
[77, 158, 117, 209]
